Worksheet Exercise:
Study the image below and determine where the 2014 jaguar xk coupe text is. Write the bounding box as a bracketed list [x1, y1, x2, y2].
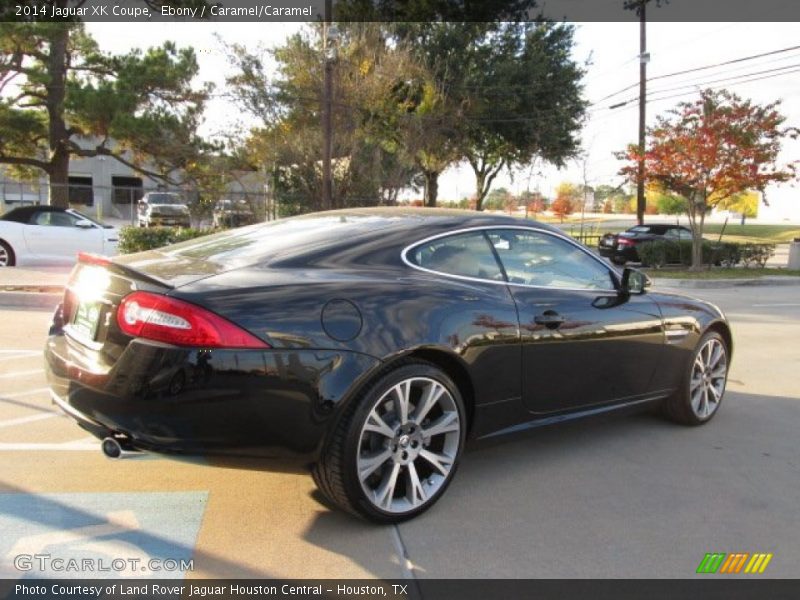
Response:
[44, 209, 732, 522]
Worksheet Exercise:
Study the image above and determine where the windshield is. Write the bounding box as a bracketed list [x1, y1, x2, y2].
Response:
[147, 193, 183, 205]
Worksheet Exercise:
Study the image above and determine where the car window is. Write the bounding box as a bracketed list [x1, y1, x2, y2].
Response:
[407, 231, 503, 281]
[32, 211, 81, 227]
[664, 227, 691, 240]
[488, 229, 615, 291]
[629, 225, 651, 233]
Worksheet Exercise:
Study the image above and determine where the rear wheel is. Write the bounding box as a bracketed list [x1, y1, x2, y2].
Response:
[313, 362, 466, 523]
[0, 240, 15, 267]
[663, 331, 729, 425]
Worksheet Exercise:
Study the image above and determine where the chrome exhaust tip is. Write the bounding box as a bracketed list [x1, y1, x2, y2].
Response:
[101, 436, 140, 459]
[101, 437, 123, 459]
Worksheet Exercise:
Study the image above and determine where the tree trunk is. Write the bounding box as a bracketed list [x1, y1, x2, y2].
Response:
[474, 170, 486, 211]
[423, 170, 439, 207]
[46, 25, 71, 208]
[48, 152, 70, 208]
[689, 199, 706, 271]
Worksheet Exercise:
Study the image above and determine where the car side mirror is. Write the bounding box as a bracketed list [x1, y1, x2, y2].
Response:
[620, 267, 650, 295]
[74, 219, 94, 229]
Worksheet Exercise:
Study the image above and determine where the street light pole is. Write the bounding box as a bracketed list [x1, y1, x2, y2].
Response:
[636, 3, 648, 225]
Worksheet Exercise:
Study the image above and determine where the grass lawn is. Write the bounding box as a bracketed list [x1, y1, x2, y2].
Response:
[643, 268, 800, 279]
[700, 223, 800, 243]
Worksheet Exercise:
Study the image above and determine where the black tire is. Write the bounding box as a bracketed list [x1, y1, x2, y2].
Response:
[313, 361, 466, 523]
[0, 240, 15, 267]
[662, 331, 729, 426]
[611, 256, 626, 266]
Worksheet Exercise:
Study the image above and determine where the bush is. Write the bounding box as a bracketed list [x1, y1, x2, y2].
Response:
[638, 240, 746, 268]
[118, 226, 213, 254]
[739, 243, 775, 268]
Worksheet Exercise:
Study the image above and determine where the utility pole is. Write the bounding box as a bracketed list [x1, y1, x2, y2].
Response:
[636, 3, 648, 225]
[321, 0, 334, 210]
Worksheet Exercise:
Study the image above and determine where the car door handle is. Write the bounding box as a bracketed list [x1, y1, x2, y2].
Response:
[534, 311, 566, 329]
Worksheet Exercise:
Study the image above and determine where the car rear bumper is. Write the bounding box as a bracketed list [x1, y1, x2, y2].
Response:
[597, 246, 616, 258]
[598, 245, 639, 262]
[44, 332, 381, 461]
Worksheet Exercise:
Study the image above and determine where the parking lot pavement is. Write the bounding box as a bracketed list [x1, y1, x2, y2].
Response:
[0, 287, 797, 579]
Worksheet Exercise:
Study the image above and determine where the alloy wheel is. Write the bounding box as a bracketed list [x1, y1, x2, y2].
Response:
[356, 377, 461, 514]
[0, 246, 9, 267]
[689, 337, 728, 419]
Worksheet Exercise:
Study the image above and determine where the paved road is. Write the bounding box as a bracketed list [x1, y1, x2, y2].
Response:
[0, 287, 798, 579]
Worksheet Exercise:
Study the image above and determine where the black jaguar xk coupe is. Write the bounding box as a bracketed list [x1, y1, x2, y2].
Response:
[45, 209, 732, 522]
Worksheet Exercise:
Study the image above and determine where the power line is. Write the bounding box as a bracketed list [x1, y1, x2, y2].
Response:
[589, 44, 800, 106]
[586, 65, 800, 123]
[603, 62, 800, 110]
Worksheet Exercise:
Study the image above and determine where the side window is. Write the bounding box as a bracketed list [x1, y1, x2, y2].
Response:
[32, 211, 80, 227]
[408, 231, 503, 281]
[488, 229, 615, 291]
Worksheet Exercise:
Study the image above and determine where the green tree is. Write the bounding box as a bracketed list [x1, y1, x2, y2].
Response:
[647, 183, 686, 215]
[0, 22, 208, 207]
[459, 22, 586, 210]
[483, 187, 511, 210]
[226, 24, 419, 212]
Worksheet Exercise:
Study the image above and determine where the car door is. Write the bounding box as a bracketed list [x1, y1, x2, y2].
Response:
[487, 228, 665, 414]
[23, 210, 103, 264]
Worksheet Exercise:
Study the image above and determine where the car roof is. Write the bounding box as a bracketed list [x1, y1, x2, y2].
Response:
[288, 206, 562, 234]
[630, 223, 685, 232]
[140, 206, 565, 271]
[0, 205, 66, 223]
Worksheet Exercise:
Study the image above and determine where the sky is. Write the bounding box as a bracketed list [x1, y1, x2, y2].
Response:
[85, 21, 800, 218]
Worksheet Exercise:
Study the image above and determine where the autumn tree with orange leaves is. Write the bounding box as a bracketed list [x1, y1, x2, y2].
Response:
[619, 89, 797, 270]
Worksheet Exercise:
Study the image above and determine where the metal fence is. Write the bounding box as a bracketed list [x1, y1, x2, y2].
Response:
[0, 180, 276, 227]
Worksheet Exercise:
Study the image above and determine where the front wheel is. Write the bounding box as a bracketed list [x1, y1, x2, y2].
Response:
[662, 331, 729, 425]
[313, 362, 466, 523]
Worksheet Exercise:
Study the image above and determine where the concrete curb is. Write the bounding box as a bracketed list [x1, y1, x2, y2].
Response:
[652, 276, 800, 289]
[0, 291, 62, 310]
[1, 285, 65, 294]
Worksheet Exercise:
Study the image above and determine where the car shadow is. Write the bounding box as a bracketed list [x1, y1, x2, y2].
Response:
[301, 390, 800, 578]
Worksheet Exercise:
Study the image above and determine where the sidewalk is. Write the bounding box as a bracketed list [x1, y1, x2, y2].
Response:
[0, 266, 71, 292]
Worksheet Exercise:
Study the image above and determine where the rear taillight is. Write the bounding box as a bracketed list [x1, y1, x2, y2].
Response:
[117, 291, 269, 349]
[617, 237, 635, 247]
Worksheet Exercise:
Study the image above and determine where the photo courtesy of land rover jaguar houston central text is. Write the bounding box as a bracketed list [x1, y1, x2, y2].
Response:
[44, 209, 732, 522]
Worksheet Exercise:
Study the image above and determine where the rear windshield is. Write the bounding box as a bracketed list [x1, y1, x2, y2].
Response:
[162, 214, 400, 266]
